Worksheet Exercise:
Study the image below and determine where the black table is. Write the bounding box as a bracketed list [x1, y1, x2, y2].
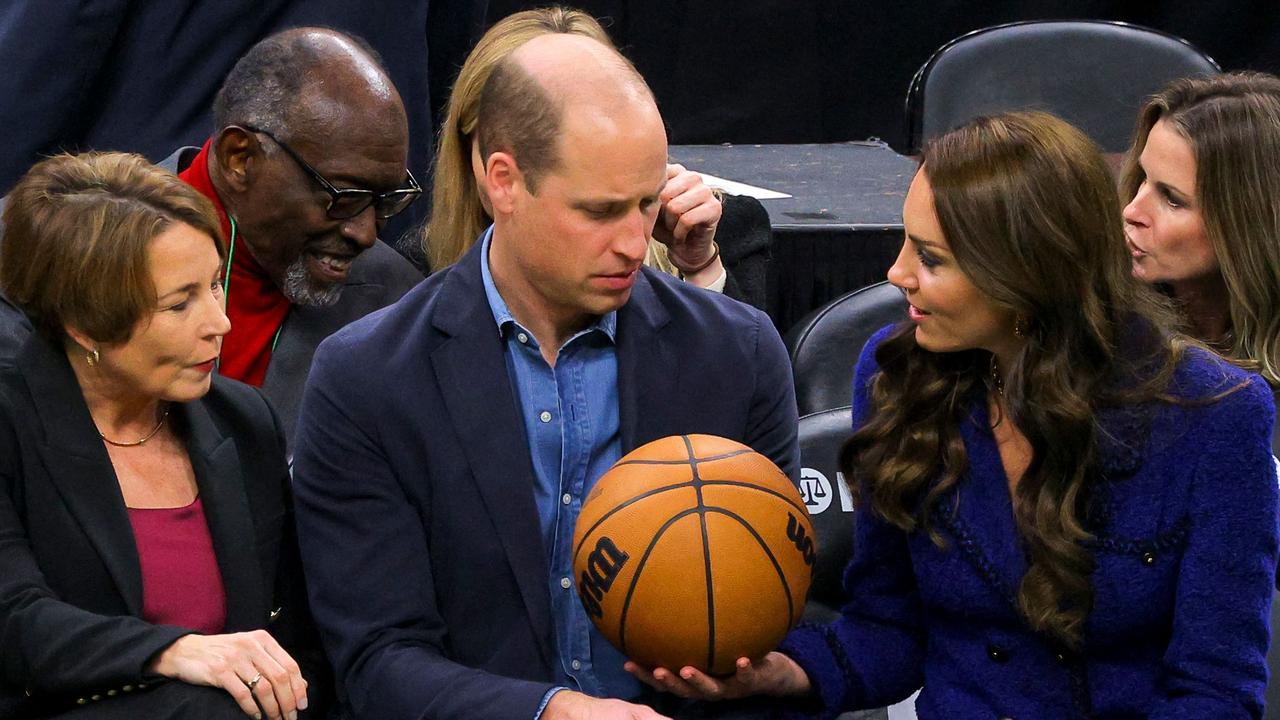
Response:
[669, 142, 916, 333]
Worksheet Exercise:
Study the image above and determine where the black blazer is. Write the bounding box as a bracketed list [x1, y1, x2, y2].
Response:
[0, 334, 326, 717]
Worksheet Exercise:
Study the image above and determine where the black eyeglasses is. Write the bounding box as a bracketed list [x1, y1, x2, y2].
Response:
[244, 125, 421, 220]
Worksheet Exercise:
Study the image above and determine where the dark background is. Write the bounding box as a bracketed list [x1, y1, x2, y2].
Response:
[3, 0, 1278, 239]
[484, 0, 1280, 150]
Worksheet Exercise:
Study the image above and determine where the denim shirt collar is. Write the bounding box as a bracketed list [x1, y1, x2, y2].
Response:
[480, 226, 617, 343]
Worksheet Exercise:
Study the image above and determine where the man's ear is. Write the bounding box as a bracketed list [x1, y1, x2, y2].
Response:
[212, 127, 260, 193]
[485, 151, 523, 216]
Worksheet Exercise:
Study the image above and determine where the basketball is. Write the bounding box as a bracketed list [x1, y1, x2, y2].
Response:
[572, 434, 815, 676]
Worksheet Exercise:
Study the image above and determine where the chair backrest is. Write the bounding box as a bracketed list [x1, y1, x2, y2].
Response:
[798, 406, 856, 623]
[716, 192, 772, 312]
[797, 407, 907, 720]
[905, 20, 1221, 153]
[785, 280, 908, 417]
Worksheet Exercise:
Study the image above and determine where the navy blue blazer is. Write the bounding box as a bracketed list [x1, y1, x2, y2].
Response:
[291, 239, 799, 720]
[779, 325, 1279, 719]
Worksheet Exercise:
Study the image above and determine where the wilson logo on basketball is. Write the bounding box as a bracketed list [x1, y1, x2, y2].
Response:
[786, 513, 817, 568]
[577, 536, 630, 619]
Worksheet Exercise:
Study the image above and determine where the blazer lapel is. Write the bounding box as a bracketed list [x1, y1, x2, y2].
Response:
[181, 399, 268, 631]
[617, 271, 675, 453]
[19, 338, 145, 614]
[263, 299, 360, 453]
[934, 396, 1151, 608]
[934, 399, 1028, 609]
[430, 246, 556, 667]
[264, 253, 403, 452]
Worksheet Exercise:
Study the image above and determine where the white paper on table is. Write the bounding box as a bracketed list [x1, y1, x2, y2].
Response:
[693, 171, 792, 200]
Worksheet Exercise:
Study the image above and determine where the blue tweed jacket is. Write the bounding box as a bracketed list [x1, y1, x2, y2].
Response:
[779, 325, 1279, 719]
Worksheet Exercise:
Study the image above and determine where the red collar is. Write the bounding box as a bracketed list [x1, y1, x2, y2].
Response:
[177, 138, 290, 386]
[177, 139, 232, 246]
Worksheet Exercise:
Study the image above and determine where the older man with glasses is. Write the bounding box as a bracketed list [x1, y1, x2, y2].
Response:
[161, 26, 424, 450]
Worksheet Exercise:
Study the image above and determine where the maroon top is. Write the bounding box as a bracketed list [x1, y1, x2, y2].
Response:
[127, 497, 227, 635]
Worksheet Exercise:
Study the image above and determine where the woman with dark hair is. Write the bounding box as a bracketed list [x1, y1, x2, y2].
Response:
[1120, 72, 1280, 452]
[631, 112, 1278, 718]
[0, 152, 325, 719]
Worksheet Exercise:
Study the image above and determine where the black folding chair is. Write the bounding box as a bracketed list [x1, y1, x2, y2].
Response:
[905, 20, 1220, 154]
[784, 281, 907, 417]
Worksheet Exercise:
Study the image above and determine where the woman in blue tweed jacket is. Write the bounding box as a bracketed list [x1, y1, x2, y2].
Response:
[631, 112, 1279, 718]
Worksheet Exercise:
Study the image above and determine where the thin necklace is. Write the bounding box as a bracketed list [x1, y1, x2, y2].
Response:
[988, 355, 1008, 430]
[99, 406, 170, 447]
[988, 354, 1005, 397]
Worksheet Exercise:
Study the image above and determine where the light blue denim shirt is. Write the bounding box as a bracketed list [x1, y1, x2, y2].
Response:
[480, 228, 643, 706]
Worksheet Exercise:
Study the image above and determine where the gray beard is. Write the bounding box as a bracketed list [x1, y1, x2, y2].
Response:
[280, 256, 344, 307]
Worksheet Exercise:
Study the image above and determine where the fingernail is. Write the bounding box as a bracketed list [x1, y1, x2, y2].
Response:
[289, 712, 298, 720]
[298, 696, 308, 710]
[254, 714, 262, 720]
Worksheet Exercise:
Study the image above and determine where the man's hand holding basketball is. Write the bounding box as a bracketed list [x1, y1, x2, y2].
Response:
[542, 689, 673, 720]
[625, 652, 812, 702]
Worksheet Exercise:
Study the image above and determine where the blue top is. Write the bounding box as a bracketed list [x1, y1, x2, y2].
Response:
[480, 230, 641, 701]
[779, 324, 1279, 719]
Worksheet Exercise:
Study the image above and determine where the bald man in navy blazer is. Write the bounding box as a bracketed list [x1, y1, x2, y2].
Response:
[292, 32, 797, 720]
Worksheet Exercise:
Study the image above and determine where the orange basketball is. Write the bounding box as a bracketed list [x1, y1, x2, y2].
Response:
[572, 434, 815, 676]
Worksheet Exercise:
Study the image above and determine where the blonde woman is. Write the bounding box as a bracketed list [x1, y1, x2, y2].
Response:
[423, 7, 770, 301]
[1120, 72, 1280, 451]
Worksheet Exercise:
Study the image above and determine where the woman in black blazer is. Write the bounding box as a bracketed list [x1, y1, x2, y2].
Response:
[0, 152, 325, 719]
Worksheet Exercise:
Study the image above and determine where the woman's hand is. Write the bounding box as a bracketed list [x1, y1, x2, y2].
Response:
[653, 164, 723, 286]
[146, 630, 308, 719]
[625, 652, 812, 702]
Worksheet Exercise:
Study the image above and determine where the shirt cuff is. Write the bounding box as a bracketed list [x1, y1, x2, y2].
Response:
[534, 686, 571, 720]
[702, 266, 728, 293]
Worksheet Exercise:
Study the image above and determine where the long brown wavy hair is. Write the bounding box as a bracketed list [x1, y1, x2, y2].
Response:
[842, 112, 1183, 648]
[1120, 72, 1280, 387]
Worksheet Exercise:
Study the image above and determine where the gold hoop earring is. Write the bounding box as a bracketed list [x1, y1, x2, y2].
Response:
[86, 347, 100, 367]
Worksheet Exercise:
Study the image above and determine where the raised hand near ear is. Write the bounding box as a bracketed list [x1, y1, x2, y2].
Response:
[652, 164, 723, 287]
